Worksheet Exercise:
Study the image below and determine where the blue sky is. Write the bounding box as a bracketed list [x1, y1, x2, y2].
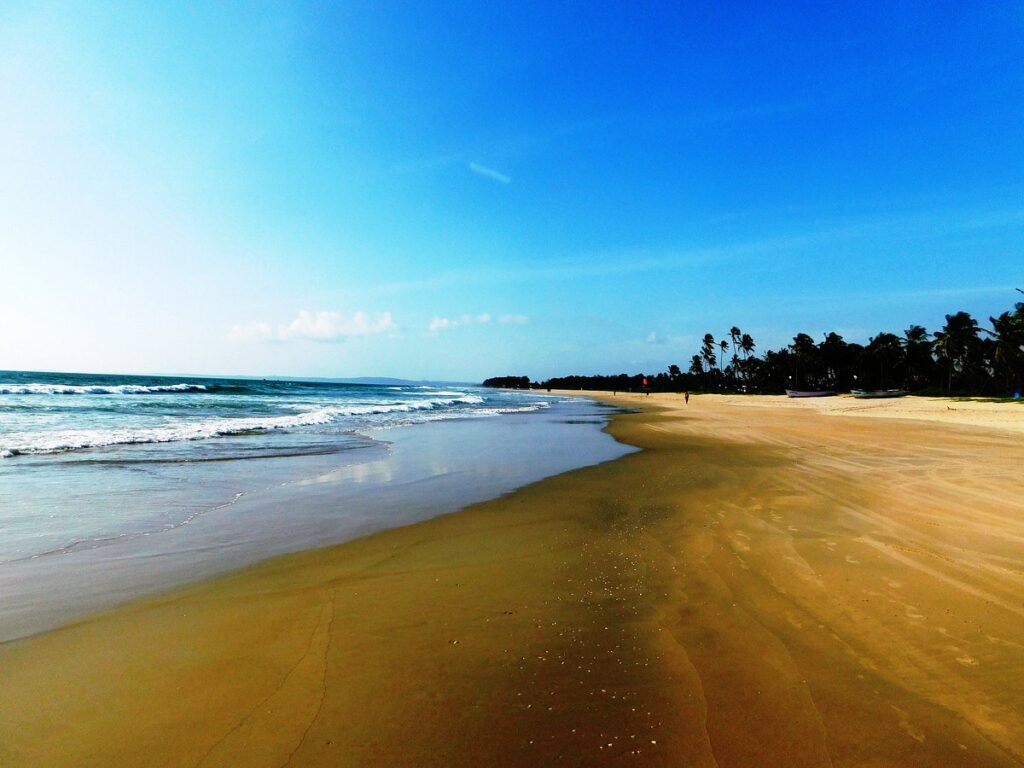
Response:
[1, 1, 1021, 380]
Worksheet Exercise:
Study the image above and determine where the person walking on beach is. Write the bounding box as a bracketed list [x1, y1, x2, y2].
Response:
[684, 391, 690, 404]
[643, 377, 649, 396]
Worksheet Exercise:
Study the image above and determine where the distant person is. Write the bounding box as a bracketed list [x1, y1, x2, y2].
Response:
[684, 391, 690, 404]
[643, 377, 649, 396]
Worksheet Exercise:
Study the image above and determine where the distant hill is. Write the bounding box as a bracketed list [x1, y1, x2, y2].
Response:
[335, 376, 478, 387]
[335, 376, 426, 386]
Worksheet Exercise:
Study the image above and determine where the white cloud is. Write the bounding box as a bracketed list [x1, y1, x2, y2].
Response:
[468, 162, 511, 185]
[229, 310, 397, 343]
[644, 331, 666, 345]
[427, 312, 521, 334]
[431, 313, 489, 330]
[281, 310, 397, 341]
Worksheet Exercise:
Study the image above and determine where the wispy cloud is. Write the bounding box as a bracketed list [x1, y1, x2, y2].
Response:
[468, 162, 511, 185]
[394, 119, 607, 179]
[229, 310, 397, 343]
[427, 317, 453, 333]
[427, 313, 492, 334]
[427, 312, 528, 334]
[644, 331, 666, 345]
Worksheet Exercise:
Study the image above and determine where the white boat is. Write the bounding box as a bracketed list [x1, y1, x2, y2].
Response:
[785, 390, 837, 398]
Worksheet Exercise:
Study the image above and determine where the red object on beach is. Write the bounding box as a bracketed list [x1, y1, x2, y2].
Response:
[643, 377, 648, 386]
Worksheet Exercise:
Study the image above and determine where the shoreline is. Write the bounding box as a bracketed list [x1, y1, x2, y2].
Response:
[3, 394, 1024, 766]
[0, 396, 631, 642]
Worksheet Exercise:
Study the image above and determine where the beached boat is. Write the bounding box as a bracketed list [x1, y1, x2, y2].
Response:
[785, 390, 837, 398]
[850, 389, 908, 399]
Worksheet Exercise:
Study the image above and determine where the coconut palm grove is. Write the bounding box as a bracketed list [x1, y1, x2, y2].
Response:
[485, 293, 1024, 397]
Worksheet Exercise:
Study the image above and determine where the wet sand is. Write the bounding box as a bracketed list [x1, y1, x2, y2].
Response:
[2, 393, 1023, 767]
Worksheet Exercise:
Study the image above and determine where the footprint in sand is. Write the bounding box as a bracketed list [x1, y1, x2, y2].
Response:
[905, 606, 926, 621]
[891, 705, 926, 742]
[945, 644, 978, 666]
[886, 579, 902, 589]
[845, 555, 860, 564]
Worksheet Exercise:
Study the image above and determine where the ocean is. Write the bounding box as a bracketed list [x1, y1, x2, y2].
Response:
[0, 371, 545, 461]
[0, 370, 632, 639]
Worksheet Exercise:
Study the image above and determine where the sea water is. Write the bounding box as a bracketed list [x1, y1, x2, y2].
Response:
[0, 371, 632, 639]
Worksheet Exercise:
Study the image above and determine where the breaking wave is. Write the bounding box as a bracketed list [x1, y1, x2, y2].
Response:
[0, 382, 208, 395]
[0, 394, 493, 457]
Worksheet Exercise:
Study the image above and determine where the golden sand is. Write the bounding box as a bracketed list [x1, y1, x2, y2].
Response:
[713, 392, 1024, 435]
[2, 393, 1023, 767]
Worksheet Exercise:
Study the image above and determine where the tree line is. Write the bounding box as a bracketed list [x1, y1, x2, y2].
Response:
[486, 293, 1024, 397]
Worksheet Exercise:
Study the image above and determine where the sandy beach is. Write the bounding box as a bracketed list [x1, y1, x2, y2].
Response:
[714, 392, 1024, 435]
[2, 393, 1024, 767]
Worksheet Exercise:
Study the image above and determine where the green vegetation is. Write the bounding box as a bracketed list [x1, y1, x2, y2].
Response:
[481, 376, 532, 389]
[487, 294, 1024, 397]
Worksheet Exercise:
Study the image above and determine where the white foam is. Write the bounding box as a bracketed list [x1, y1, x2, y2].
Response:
[475, 402, 551, 415]
[0, 382, 207, 395]
[371, 401, 552, 429]
[0, 395, 489, 456]
[0, 408, 338, 456]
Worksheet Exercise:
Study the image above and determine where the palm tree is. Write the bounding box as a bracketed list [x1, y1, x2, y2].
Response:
[984, 309, 1024, 390]
[789, 333, 816, 388]
[729, 327, 741, 372]
[866, 332, 902, 388]
[740, 333, 755, 360]
[932, 331, 952, 392]
[701, 334, 716, 373]
[699, 334, 717, 390]
[901, 325, 931, 388]
[902, 324, 929, 348]
[719, 339, 729, 376]
[933, 312, 981, 393]
[737, 333, 755, 381]
[819, 332, 848, 388]
[689, 355, 704, 377]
